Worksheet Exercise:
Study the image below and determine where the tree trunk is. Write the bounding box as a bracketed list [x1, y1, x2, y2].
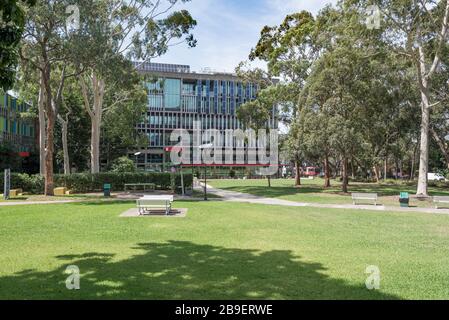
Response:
[373, 165, 380, 183]
[90, 74, 104, 174]
[62, 120, 70, 174]
[431, 127, 449, 169]
[415, 1, 449, 195]
[342, 157, 348, 193]
[91, 112, 101, 173]
[58, 114, 71, 175]
[294, 159, 301, 187]
[324, 155, 331, 188]
[417, 86, 431, 196]
[411, 141, 418, 180]
[267, 176, 271, 188]
[351, 157, 355, 179]
[38, 76, 46, 176]
[44, 115, 55, 195]
[79, 72, 105, 174]
[42, 64, 55, 196]
[384, 156, 388, 181]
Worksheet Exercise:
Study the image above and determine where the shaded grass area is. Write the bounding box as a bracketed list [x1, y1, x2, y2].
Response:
[0, 194, 105, 202]
[0, 192, 221, 203]
[1, 201, 449, 299]
[0, 196, 28, 202]
[209, 179, 449, 207]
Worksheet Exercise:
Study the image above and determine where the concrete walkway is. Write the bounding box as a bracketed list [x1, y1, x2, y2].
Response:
[0, 200, 79, 206]
[0, 194, 204, 207]
[199, 184, 449, 215]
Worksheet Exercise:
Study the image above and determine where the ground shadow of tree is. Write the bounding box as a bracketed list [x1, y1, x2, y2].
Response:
[219, 183, 449, 198]
[0, 241, 399, 300]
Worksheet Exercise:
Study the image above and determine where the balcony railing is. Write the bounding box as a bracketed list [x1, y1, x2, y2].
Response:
[0, 132, 35, 149]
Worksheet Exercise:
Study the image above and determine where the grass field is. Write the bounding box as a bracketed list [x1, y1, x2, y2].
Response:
[0, 194, 103, 202]
[1, 200, 449, 299]
[208, 178, 449, 207]
[0, 191, 220, 202]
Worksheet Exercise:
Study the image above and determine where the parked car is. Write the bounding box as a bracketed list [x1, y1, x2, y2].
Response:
[428, 173, 447, 182]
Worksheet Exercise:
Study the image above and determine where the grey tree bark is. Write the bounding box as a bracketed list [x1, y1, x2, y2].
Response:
[79, 72, 105, 174]
[38, 75, 46, 176]
[415, 1, 449, 196]
[431, 127, 449, 169]
[57, 107, 72, 175]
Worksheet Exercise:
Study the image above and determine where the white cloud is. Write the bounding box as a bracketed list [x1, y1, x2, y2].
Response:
[267, 0, 336, 14]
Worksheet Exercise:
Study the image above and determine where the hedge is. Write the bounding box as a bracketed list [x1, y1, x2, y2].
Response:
[0, 172, 193, 194]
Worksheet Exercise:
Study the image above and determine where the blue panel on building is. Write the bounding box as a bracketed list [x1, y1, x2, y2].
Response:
[197, 79, 202, 113]
[206, 80, 210, 114]
[214, 80, 219, 114]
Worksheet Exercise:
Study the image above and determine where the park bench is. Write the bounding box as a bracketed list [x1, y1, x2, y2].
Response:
[125, 183, 156, 193]
[433, 196, 449, 209]
[9, 189, 23, 197]
[352, 193, 378, 206]
[137, 195, 174, 216]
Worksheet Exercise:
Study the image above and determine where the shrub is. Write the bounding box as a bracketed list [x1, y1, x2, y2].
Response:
[0, 172, 192, 194]
[110, 157, 136, 173]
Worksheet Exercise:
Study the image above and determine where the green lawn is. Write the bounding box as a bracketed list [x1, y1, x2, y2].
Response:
[0, 192, 221, 202]
[1, 200, 449, 299]
[0, 194, 103, 202]
[208, 178, 449, 207]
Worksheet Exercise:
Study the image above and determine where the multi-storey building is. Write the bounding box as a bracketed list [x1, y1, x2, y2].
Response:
[0, 92, 36, 154]
[134, 62, 277, 172]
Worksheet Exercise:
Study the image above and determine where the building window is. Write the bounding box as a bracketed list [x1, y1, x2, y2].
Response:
[164, 79, 181, 109]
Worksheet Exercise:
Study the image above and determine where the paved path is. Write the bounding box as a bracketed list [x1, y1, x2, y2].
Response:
[0, 194, 204, 207]
[199, 184, 449, 215]
[0, 200, 79, 207]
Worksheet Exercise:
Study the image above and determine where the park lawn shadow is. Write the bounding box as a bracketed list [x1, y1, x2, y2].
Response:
[0, 196, 28, 202]
[0, 241, 399, 300]
[69, 198, 147, 207]
[218, 182, 449, 199]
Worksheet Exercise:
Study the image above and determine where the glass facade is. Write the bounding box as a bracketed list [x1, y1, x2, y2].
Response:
[0, 92, 36, 152]
[164, 79, 181, 109]
[136, 63, 277, 171]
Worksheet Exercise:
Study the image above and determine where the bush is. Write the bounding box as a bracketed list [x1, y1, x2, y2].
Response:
[0, 143, 22, 172]
[440, 169, 449, 179]
[0, 172, 193, 194]
[110, 157, 136, 173]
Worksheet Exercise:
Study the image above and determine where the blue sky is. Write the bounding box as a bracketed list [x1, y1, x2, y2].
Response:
[153, 0, 338, 73]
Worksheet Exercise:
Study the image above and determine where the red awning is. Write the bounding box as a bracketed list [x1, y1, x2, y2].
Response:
[164, 147, 183, 152]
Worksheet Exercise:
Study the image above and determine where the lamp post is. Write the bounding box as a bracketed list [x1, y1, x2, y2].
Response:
[134, 152, 141, 171]
[199, 143, 213, 201]
[204, 165, 207, 201]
